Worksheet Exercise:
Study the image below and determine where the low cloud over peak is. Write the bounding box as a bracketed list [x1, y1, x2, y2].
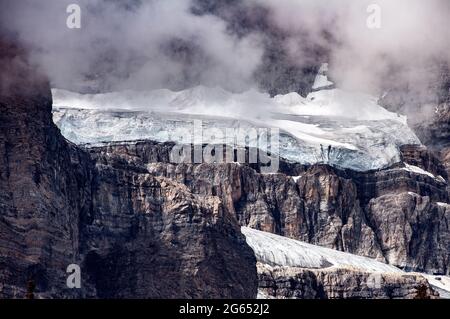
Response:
[1, 0, 449, 100]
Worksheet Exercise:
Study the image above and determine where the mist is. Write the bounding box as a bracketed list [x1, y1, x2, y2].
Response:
[0, 0, 264, 93]
[1, 0, 449, 102]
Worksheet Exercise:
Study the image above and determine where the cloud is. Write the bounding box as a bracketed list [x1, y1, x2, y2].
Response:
[1, 0, 449, 102]
[251, 0, 450, 94]
[1, 0, 264, 92]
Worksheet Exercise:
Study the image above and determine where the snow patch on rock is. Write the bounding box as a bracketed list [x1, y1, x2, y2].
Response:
[242, 227, 450, 298]
[402, 163, 446, 183]
[241, 226, 402, 273]
[422, 275, 450, 299]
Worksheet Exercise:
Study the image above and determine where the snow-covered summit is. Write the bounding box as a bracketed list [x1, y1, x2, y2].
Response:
[52, 86, 420, 171]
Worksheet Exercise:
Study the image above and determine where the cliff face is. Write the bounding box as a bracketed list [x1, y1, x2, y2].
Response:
[90, 141, 450, 275]
[1, 39, 449, 299]
[82, 160, 257, 299]
[0, 41, 257, 298]
[380, 63, 450, 201]
[257, 263, 438, 299]
[0, 41, 87, 297]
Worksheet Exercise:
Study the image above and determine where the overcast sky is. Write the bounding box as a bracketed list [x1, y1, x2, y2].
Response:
[1, 0, 449, 96]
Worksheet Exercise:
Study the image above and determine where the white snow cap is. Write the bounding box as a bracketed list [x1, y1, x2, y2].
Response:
[52, 85, 420, 171]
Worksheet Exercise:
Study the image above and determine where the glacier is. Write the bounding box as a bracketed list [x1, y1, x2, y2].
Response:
[241, 227, 450, 297]
[241, 226, 402, 272]
[52, 85, 420, 171]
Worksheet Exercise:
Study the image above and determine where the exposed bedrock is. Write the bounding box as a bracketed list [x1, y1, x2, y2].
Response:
[90, 141, 450, 275]
[257, 263, 438, 299]
[1, 38, 449, 299]
[0, 40, 257, 298]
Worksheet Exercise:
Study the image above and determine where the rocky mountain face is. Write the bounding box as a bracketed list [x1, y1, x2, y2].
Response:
[380, 63, 450, 198]
[258, 263, 438, 299]
[1, 39, 449, 299]
[0, 40, 257, 298]
[88, 141, 450, 276]
[413, 103, 450, 199]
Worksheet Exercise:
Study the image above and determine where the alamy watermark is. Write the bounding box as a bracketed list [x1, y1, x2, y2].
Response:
[366, 3, 382, 29]
[66, 264, 81, 289]
[66, 4, 81, 29]
[66, 3, 382, 31]
[168, 120, 280, 174]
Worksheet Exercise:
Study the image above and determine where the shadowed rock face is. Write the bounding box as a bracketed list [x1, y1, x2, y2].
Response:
[0, 40, 258, 299]
[367, 193, 450, 274]
[379, 63, 450, 200]
[89, 141, 450, 275]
